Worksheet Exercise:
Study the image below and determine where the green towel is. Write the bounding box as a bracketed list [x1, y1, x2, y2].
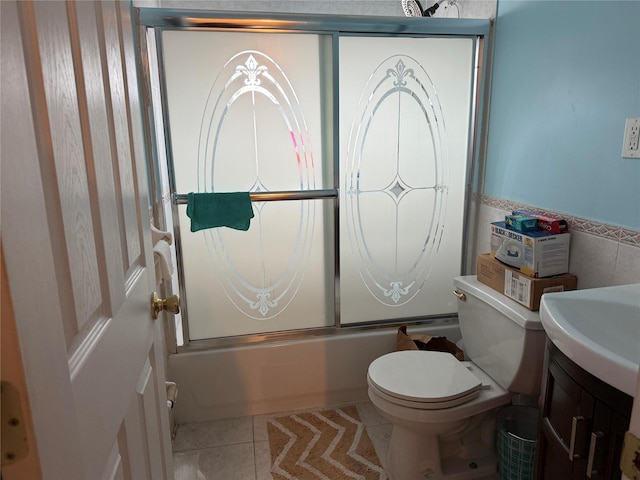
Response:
[186, 192, 254, 232]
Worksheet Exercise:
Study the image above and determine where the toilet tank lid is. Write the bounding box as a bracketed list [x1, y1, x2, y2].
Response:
[454, 275, 543, 330]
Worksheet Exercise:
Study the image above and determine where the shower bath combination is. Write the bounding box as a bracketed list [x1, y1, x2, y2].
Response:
[139, 8, 491, 424]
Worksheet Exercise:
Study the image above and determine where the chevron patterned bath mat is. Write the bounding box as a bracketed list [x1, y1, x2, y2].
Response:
[267, 405, 387, 480]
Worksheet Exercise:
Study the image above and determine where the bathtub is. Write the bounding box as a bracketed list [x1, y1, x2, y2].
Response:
[168, 321, 461, 423]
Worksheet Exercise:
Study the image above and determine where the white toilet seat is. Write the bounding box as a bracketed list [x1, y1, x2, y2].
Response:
[367, 380, 480, 409]
[367, 350, 482, 409]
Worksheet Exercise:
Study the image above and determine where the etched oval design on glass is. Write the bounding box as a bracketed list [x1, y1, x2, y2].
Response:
[344, 55, 448, 306]
[198, 51, 317, 320]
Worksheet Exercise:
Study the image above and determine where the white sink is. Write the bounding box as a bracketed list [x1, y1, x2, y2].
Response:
[539, 283, 640, 396]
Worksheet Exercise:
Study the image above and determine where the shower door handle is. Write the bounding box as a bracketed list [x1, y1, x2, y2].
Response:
[151, 292, 180, 320]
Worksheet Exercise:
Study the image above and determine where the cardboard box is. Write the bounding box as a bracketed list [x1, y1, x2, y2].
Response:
[505, 214, 538, 232]
[477, 253, 577, 310]
[490, 221, 571, 277]
[512, 209, 569, 234]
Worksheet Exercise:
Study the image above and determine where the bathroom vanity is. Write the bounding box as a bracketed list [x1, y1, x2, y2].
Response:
[537, 284, 640, 480]
[537, 341, 632, 479]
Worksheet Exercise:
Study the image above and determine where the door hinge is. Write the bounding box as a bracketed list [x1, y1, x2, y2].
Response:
[1, 381, 29, 465]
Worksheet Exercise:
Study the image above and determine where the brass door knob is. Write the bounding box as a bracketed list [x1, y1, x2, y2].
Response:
[151, 292, 180, 319]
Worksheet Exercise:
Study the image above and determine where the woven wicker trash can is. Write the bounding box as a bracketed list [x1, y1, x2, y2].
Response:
[496, 406, 539, 480]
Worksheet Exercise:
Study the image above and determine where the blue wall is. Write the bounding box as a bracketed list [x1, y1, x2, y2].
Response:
[485, 0, 640, 229]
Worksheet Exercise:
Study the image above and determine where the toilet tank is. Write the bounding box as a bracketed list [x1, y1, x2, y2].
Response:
[453, 275, 546, 395]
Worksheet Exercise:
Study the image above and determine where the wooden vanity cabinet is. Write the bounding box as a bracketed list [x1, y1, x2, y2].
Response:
[537, 341, 633, 479]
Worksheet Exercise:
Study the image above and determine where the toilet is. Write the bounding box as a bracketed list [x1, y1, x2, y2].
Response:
[367, 275, 546, 480]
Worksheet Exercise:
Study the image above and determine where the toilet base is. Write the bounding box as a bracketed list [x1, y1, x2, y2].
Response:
[368, 367, 513, 480]
[384, 411, 499, 480]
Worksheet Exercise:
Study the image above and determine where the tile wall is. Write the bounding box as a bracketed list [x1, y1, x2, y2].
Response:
[475, 195, 640, 289]
[137, 0, 497, 19]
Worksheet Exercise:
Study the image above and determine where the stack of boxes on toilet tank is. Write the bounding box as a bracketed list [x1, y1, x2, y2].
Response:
[478, 210, 576, 311]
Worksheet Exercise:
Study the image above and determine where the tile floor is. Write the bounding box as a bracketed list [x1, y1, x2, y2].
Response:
[172, 401, 393, 480]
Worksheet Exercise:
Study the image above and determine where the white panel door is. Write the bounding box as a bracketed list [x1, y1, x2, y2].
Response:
[1, 1, 173, 479]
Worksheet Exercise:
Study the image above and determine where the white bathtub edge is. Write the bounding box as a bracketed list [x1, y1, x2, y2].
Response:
[168, 323, 461, 423]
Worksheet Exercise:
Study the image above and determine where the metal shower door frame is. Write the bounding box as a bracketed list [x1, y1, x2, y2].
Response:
[134, 8, 492, 351]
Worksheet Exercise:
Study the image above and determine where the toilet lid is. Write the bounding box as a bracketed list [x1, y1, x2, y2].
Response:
[367, 350, 482, 403]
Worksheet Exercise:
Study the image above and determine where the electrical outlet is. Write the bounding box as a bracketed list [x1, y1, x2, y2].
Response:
[622, 117, 640, 159]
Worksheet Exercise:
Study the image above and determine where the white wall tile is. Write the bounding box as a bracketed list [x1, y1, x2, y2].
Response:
[144, 0, 496, 18]
[613, 243, 640, 286]
[366, 1, 402, 16]
[456, 0, 496, 19]
[295, 1, 366, 15]
[567, 231, 618, 289]
[133, 0, 161, 7]
[253, 2, 299, 12]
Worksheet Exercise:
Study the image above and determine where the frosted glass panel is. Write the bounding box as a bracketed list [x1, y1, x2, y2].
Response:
[339, 36, 474, 323]
[159, 27, 480, 340]
[178, 199, 333, 339]
[162, 31, 332, 339]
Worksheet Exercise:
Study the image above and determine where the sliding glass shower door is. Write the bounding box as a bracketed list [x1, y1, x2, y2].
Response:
[162, 30, 334, 339]
[153, 15, 483, 343]
[339, 36, 473, 324]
